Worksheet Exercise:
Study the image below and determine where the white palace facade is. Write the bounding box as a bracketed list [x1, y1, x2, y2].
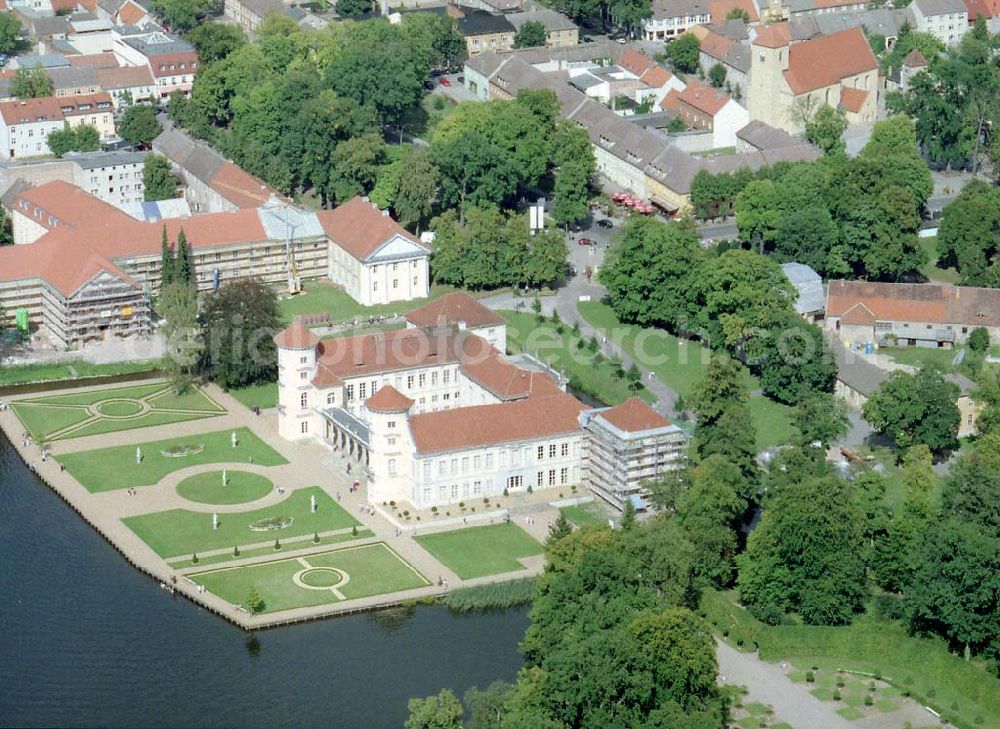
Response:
[275, 293, 690, 510]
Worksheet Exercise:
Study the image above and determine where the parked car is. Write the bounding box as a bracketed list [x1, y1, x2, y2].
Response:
[577, 237, 593, 246]
[439, 77, 451, 86]
[457, 75, 464, 83]
[596, 219, 613, 229]
[423, 80, 434, 90]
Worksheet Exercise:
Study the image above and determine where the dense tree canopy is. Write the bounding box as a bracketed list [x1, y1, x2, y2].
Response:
[804, 104, 847, 155]
[753, 313, 836, 405]
[937, 180, 1000, 286]
[514, 20, 548, 48]
[862, 367, 961, 456]
[0, 13, 26, 56]
[47, 124, 100, 156]
[143, 154, 178, 201]
[12, 67, 53, 99]
[667, 34, 700, 74]
[185, 22, 246, 64]
[120, 104, 162, 147]
[199, 278, 281, 389]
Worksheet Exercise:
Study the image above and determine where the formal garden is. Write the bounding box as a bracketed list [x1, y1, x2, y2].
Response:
[123, 487, 360, 559]
[11, 383, 225, 441]
[176, 470, 275, 505]
[415, 523, 543, 580]
[192, 542, 429, 613]
[56, 427, 288, 492]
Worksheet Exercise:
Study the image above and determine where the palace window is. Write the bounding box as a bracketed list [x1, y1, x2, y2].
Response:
[537, 445, 544, 460]
[359, 383, 367, 399]
[560, 467, 568, 484]
[506, 475, 522, 490]
[537, 471, 544, 488]
[388, 459, 397, 476]
[326, 393, 335, 405]
[300, 392, 308, 407]
[549, 444, 557, 458]
[346, 385, 355, 401]
[300, 421, 309, 434]
[548, 469, 556, 486]
[561, 443, 569, 457]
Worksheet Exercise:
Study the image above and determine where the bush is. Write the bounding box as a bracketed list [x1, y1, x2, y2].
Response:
[969, 327, 990, 352]
[527, 485, 533, 494]
[833, 689, 842, 701]
[865, 695, 874, 707]
[313, 532, 320, 544]
[836, 679, 845, 688]
[754, 602, 786, 626]
[431, 506, 438, 513]
[503, 488, 509, 496]
[274, 539, 281, 550]
[432, 95, 446, 111]
[233, 546, 240, 557]
[806, 671, 815, 683]
[192, 552, 198, 563]
[872, 593, 905, 621]
[951, 701, 959, 711]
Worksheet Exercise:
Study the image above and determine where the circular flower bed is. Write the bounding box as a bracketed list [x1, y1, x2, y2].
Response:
[248, 516, 294, 532]
[299, 568, 343, 588]
[159, 444, 205, 457]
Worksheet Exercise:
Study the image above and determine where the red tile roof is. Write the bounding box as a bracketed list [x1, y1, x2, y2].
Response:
[619, 48, 654, 77]
[149, 52, 199, 79]
[50, 0, 77, 12]
[405, 292, 505, 330]
[0, 96, 64, 125]
[0, 233, 133, 297]
[117, 0, 147, 24]
[696, 28, 734, 61]
[965, 0, 1000, 20]
[314, 327, 480, 379]
[709, 0, 759, 23]
[408, 389, 585, 454]
[827, 280, 1000, 328]
[209, 163, 275, 209]
[839, 87, 868, 113]
[13, 180, 127, 231]
[640, 65, 673, 88]
[68, 53, 120, 69]
[273, 319, 321, 349]
[678, 80, 732, 116]
[598, 397, 671, 432]
[316, 196, 427, 262]
[96, 65, 154, 90]
[752, 23, 790, 48]
[784, 29, 878, 95]
[840, 303, 877, 326]
[902, 48, 928, 68]
[58, 92, 114, 116]
[461, 350, 563, 401]
[365, 385, 414, 413]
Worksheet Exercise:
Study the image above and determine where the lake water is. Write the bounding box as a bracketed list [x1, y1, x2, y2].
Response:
[0, 433, 528, 728]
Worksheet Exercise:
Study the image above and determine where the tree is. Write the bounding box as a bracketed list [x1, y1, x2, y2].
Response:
[463, 682, 514, 729]
[514, 20, 548, 48]
[805, 104, 847, 155]
[666, 33, 699, 74]
[405, 689, 464, 729]
[185, 22, 246, 64]
[0, 13, 25, 56]
[150, 0, 211, 33]
[936, 180, 1000, 286]
[144, 154, 178, 201]
[120, 104, 162, 146]
[738, 475, 867, 625]
[773, 205, 837, 274]
[11, 67, 53, 99]
[73, 124, 100, 152]
[402, 14, 464, 72]
[327, 132, 387, 204]
[393, 147, 438, 232]
[862, 367, 961, 455]
[735, 179, 782, 251]
[792, 393, 849, 448]
[47, 124, 99, 157]
[337, 0, 372, 17]
[620, 498, 637, 530]
[692, 355, 758, 481]
[940, 434, 1000, 531]
[243, 587, 265, 615]
[200, 278, 281, 389]
[159, 225, 175, 288]
[547, 512, 574, 544]
[174, 229, 193, 286]
[969, 327, 990, 352]
[707, 63, 726, 88]
[904, 518, 999, 661]
[726, 7, 749, 20]
[159, 280, 200, 393]
[754, 314, 837, 405]
[551, 120, 595, 228]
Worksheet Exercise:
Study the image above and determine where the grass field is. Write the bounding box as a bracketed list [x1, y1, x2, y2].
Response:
[578, 301, 795, 449]
[176, 471, 274, 505]
[503, 310, 654, 406]
[0, 359, 159, 386]
[11, 383, 225, 441]
[919, 236, 961, 285]
[560, 503, 607, 528]
[167, 529, 374, 568]
[702, 589, 1000, 728]
[415, 523, 543, 579]
[193, 543, 428, 612]
[228, 382, 278, 410]
[57, 427, 288, 492]
[277, 281, 460, 324]
[123, 487, 361, 558]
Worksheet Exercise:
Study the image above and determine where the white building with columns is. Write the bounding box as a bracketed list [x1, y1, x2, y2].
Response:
[274, 294, 689, 511]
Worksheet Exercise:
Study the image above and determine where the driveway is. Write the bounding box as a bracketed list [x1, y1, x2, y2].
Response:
[717, 641, 853, 729]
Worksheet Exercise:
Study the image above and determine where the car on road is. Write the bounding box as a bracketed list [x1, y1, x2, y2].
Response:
[577, 237, 593, 246]
[439, 77, 451, 86]
[596, 219, 613, 229]
[457, 75, 464, 83]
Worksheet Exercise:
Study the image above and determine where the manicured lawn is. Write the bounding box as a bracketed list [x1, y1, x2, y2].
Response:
[702, 589, 1000, 729]
[560, 503, 607, 528]
[0, 359, 159, 386]
[415, 523, 543, 579]
[193, 543, 428, 612]
[881, 345, 960, 371]
[167, 529, 374, 568]
[57, 427, 288, 492]
[176, 470, 274, 505]
[503, 310, 654, 406]
[578, 301, 795, 449]
[228, 382, 278, 410]
[11, 383, 224, 441]
[123, 487, 361, 558]
[277, 281, 460, 324]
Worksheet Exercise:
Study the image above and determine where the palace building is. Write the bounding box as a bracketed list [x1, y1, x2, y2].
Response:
[274, 294, 690, 510]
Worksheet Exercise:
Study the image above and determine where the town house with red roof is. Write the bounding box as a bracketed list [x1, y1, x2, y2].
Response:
[747, 25, 879, 132]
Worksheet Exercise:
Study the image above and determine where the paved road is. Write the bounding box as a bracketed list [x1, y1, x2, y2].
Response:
[717, 641, 853, 729]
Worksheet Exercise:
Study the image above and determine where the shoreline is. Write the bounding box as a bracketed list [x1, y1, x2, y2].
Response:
[0, 377, 545, 631]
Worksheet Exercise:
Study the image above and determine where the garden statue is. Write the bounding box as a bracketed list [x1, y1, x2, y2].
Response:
[136, 447, 141, 464]
[212, 513, 219, 530]
[223, 469, 228, 486]
[311, 494, 317, 513]
[231, 431, 237, 448]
